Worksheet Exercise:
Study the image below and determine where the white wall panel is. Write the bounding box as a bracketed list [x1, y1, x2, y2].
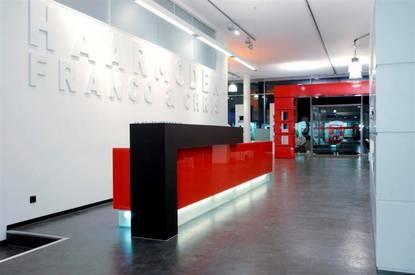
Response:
[0, 0, 6, 242]
[375, 0, 415, 65]
[0, 0, 228, 240]
[376, 63, 415, 133]
[376, 133, 415, 201]
[372, 0, 415, 272]
[376, 201, 415, 273]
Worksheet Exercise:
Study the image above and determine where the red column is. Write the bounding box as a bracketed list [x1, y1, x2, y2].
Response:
[274, 97, 296, 158]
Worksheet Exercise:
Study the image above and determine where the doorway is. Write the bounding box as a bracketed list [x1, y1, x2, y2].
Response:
[311, 104, 362, 155]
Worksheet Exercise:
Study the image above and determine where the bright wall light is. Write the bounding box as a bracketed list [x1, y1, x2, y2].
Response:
[196, 36, 233, 57]
[228, 83, 238, 93]
[233, 57, 257, 71]
[134, 0, 196, 35]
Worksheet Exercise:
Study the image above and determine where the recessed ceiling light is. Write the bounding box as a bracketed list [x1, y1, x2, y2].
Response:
[234, 29, 240, 36]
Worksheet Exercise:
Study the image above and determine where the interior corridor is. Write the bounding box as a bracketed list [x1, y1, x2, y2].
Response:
[0, 157, 377, 275]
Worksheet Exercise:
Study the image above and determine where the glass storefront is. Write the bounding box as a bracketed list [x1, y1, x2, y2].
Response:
[311, 104, 362, 155]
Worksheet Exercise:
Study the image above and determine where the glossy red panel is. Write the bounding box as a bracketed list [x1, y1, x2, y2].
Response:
[112, 148, 130, 210]
[177, 141, 273, 208]
[113, 142, 272, 210]
[274, 81, 369, 98]
[275, 97, 296, 109]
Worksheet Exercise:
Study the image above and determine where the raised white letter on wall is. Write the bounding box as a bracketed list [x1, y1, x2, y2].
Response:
[29, 52, 47, 87]
[29, 1, 56, 51]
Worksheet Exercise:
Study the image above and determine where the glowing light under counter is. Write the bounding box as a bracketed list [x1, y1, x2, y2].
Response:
[118, 173, 270, 228]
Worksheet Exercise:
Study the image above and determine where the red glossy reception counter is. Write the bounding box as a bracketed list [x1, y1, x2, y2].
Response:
[113, 123, 272, 240]
[114, 142, 272, 210]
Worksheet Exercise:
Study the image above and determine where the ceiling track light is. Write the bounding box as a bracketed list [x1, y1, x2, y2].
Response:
[133, 0, 257, 71]
[245, 36, 253, 50]
[227, 24, 240, 36]
[207, 0, 255, 50]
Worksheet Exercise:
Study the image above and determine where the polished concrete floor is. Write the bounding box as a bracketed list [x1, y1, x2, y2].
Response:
[0, 156, 381, 275]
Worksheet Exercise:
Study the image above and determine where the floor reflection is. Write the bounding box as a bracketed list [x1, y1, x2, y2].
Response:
[177, 182, 270, 251]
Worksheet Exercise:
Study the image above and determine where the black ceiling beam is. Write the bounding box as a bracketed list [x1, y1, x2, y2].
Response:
[305, 0, 337, 75]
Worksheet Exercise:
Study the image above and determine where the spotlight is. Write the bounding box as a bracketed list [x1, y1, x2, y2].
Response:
[245, 36, 253, 50]
[245, 36, 251, 45]
[234, 29, 240, 36]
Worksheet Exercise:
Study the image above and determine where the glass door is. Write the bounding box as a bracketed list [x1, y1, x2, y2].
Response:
[311, 104, 362, 155]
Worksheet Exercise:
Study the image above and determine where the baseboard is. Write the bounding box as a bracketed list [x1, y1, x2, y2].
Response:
[6, 199, 113, 230]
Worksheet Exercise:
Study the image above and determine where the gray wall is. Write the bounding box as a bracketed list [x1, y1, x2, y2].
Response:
[55, 0, 216, 69]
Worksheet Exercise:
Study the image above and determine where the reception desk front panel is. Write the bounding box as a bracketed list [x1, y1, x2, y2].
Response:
[114, 141, 272, 212]
[177, 142, 272, 208]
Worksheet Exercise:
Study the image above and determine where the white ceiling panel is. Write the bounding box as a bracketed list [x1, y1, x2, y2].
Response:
[175, 0, 374, 79]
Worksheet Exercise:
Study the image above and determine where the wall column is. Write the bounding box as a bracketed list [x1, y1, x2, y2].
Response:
[371, 0, 415, 273]
[243, 75, 251, 142]
[0, 0, 5, 242]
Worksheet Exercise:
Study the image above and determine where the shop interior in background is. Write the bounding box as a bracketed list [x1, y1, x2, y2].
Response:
[227, 79, 369, 156]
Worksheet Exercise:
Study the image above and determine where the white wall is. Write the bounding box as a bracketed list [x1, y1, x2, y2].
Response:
[0, 0, 6, 241]
[0, 0, 228, 241]
[371, 0, 415, 272]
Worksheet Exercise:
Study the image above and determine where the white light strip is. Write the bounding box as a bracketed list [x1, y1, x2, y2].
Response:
[134, 0, 196, 35]
[178, 173, 269, 226]
[196, 36, 233, 57]
[233, 56, 258, 71]
[118, 210, 131, 228]
[118, 173, 270, 228]
[133, 0, 258, 71]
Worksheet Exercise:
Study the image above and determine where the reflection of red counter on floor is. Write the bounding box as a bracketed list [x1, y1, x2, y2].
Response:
[113, 141, 272, 211]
